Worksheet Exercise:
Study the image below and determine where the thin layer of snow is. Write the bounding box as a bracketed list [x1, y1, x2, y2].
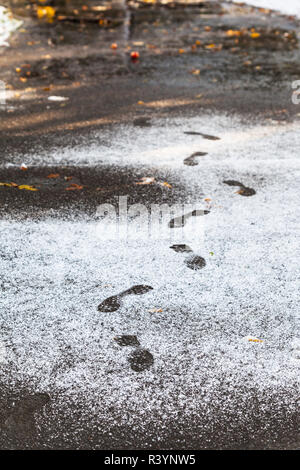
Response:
[0, 113, 299, 428]
[0, 6, 22, 47]
[5, 113, 300, 170]
[232, 0, 300, 17]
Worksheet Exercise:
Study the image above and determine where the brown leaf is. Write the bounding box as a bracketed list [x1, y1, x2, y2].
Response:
[47, 173, 60, 179]
[66, 183, 83, 191]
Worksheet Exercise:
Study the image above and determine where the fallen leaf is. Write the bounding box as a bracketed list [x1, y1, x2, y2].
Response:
[111, 43, 118, 50]
[47, 173, 60, 179]
[37, 6, 56, 20]
[191, 69, 200, 75]
[20, 163, 28, 171]
[178, 48, 185, 54]
[136, 177, 155, 185]
[18, 185, 38, 191]
[226, 30, 242, 37]
[66, 183, 83, 191]
[251, 32, 261, 39]
[243, 335, 263, 343]
[160, 181, 172, 188]
[149, 308, 163, 313]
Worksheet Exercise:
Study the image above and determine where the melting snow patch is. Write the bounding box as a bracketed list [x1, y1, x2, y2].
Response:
[0, 6, 22, 47]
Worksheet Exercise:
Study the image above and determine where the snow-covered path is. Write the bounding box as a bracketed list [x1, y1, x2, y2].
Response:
[1, 113, 299, 447]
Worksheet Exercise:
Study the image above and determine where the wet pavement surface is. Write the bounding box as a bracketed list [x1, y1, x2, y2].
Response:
[0, 0, 299, 450]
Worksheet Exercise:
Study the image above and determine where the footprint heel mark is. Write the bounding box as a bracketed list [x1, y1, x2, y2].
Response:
[237, 187, 256, 197]
[114, 335, 141, 347]
[169, 209, 210, 228]
[170, 245, 206, 270]
[170, 244, 193, 253]
[184, 131, 220, 140]
[184, 152, 208, 166]
[223, 180, 256, 197]
[185, 255, 206, 270]
[98, 285, 153, 312]
[128, 348, 154, 372]
[98, 295, 121, 312]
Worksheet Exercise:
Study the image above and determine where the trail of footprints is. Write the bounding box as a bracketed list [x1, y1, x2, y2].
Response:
[97, 130, 257, 373]
[0, 127, 285, 439]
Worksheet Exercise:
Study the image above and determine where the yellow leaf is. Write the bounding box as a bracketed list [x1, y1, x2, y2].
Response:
[18, 185, 38, 191]
[251, 32, 261, 39]
[226, 30, 242, 37]
[149, 308, 163, 313]
[244, 335, 263, 343]
[37, 6, 56, 20]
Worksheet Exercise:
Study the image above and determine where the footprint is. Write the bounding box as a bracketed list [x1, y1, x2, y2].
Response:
[121, 285, 153, 296]
[98, 285, 153, 312]
[114, 335, 141, 347]
[170, 245, 206, 270]
[184, 152, 208, 166]
[185, 255, 206, 270]
[170, 244, 193, 253]
[128, 348, 154, 372]
[4, 393, 50, 436]
[184, 131, 220, 140]
[223, 180, 256, 197]
[236, 187, 256, 197]
[223, 180, 242, 187]
[169, 209, 210, 228]
[133, 117, 151, 127]
[98, 295, 121, 312]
